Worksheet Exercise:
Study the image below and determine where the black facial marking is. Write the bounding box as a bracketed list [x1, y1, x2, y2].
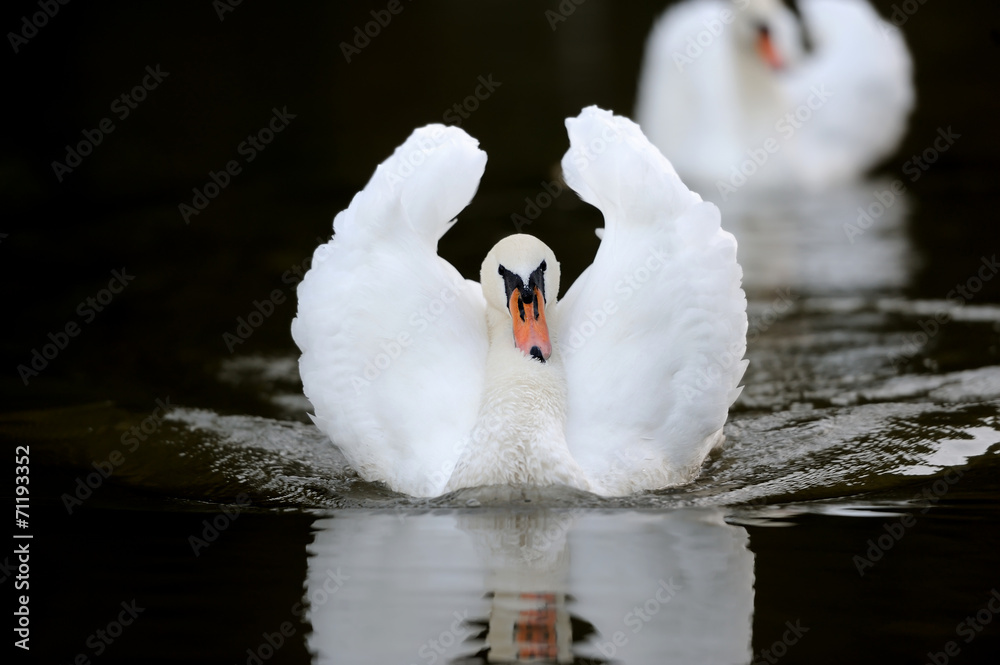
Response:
[780, 0, 813, 53]
[529, 346, 545, 363]
[528, 260, 546, 308]
[498, 260, 547, 315]
[498, 264, 523, 306]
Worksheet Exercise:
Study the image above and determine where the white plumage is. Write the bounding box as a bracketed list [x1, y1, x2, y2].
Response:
[292, 106, 747, 497]
[635, 0, 914, 190]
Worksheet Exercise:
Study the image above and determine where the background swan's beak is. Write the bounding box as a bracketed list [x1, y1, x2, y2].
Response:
[509, 288, 552, 362]
[756, 30, 784, 70]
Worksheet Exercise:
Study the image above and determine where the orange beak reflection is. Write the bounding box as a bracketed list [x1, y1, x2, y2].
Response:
[756, 31, 784, 70]
[509, 287, 552, 362]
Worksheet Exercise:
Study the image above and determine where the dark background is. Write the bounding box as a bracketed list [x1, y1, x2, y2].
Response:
[2, 2, 1000, 664]
[2, 0, 999, 417]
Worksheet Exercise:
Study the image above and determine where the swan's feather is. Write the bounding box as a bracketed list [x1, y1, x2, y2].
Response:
[635, 0, 913, 188]
[783, 0, 914, 183]
[294, 110, 747, 498]
[292, 125, 488, 496]
[556, 107, 748, 495]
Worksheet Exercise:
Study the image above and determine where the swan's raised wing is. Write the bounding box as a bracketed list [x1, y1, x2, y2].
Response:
[634, 0, 745, 180]
[292, 126, 488, 497]
[783, 0, 914, 184]
[555, 107, 747, 495]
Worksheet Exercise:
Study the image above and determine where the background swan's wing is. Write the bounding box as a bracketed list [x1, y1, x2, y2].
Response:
[634, 0, 744, 179]
[292, 126, 488, 497]
[555, 107, 747, 495]
[784, 0, 915, 183]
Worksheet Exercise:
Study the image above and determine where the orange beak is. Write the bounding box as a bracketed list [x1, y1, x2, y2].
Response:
[756, 31, 783, 70]
[509, 287, 551, 362]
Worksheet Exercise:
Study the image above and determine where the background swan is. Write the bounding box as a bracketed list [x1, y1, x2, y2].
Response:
[635, 0, 914, 190]
[292, 106, 747, 497]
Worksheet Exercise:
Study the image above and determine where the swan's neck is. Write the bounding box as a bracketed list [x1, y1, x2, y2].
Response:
[731, 44, 785, 138]
[444, 307, 591, 493]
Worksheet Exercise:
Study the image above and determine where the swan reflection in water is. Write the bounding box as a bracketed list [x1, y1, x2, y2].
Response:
[304, 498, 754, 664]
[704, 179, 914, 295]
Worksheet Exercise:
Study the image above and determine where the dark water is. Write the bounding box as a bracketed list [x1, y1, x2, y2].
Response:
[3, 1, 1000, 663]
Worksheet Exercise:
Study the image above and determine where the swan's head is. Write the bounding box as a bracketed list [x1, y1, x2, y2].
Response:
[481, 234, 560, 363]
[735, 0, 808, 71]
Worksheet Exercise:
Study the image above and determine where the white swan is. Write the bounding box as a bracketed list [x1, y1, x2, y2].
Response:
[292, 106, 747, 497]
[635, 0, 914, 190]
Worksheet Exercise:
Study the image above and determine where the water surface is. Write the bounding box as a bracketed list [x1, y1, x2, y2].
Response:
[3, 1, 1000, 663]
